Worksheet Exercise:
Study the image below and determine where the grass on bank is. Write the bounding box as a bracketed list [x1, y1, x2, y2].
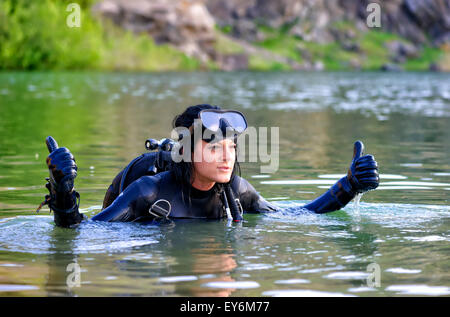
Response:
[403, 46, 444, 70]
[213, 28, 292, 71]
[248, 55, 291, 71]
[0, 0, 200, 71]
[252, 20, 444, 71]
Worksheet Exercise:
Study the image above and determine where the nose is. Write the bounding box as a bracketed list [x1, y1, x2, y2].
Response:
[222, 143, 234, 163]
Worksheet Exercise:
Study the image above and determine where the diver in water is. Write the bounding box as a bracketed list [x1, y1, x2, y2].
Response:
[39, 104, 379, 228]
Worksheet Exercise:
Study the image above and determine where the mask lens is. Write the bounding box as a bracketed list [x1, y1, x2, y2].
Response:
[200, 111, 220, 131]
[200, 110, 247, 133]
[222, 112, 247, 133]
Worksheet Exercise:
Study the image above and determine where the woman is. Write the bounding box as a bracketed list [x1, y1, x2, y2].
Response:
[40, 104, 379, 228]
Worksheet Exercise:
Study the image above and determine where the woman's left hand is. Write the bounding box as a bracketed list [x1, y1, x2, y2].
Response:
[347, 141, 379, 193]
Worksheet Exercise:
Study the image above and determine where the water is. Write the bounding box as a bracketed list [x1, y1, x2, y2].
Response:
[0, 71, 449, 296]
[354, 193, 363, 215]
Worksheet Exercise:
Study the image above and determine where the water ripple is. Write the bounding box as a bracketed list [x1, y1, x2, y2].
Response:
[202, 281, 260, 289]
[0, 216, 160, 254]
[262, 289, 356, 297]
[386, 285, 450, 296]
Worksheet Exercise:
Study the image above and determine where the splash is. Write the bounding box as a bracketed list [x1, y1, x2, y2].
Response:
[353, 193, 364, 216]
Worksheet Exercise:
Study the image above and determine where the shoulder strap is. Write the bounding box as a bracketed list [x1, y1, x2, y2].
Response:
[102, 151, 173, 209]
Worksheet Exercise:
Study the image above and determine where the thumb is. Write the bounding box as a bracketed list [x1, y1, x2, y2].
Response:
[352, 140, 364, 162]
[46, 136, 59, 153]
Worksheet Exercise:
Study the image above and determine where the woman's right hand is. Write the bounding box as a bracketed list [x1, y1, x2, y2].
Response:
[46, 147, 77, 193]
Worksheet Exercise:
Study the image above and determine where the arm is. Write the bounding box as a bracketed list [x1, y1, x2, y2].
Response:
[38, 137, 84, 228]
[303, 141, 379, 213]
[234, 175, 354, 215]
[234, 141, 379, 215]
[303, 176, 356, 213]
[232, 176, 278, 213]
[92, 176, 159, 222]
[39, 137, 161, 227]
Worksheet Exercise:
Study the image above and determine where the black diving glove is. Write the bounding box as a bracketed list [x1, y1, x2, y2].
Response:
[47, 147, 78, 194]
[303, 140, 379, 214]
[346, 140, 379, 194]
[37, 136, 83, 227]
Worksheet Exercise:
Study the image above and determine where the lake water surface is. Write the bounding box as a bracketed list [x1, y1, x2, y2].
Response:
[0, 71, 449, 296]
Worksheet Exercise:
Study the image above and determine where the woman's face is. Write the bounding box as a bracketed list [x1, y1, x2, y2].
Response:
[192, 138, 236, 185]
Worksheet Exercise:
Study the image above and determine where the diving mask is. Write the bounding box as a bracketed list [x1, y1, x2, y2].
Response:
[199, 109, 248, 135]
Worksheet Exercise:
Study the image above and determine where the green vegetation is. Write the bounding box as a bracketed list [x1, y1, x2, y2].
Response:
[359, 30, 403, 69]
[0, 0, 445, 72]
[359, 30, 443, 70]
[213, 31, 245, 55]
[248, 55, 291, 71]
[403, 46, 443, 70]
[213, 29, 292, 71]
[215, 24, 232, 34]
[253, 20, 444, 71]
[0, 0, 200, 71]
[255, 23, 361, 70]
[256, 25, 303, 65]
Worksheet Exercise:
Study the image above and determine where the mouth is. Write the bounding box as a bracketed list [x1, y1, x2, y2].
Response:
[217, 166, 231, 172]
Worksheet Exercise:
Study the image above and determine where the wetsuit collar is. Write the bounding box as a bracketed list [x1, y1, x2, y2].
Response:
[189, 184, 217, 199]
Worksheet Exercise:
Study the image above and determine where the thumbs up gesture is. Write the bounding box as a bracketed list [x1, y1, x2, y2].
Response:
[38, 136, 83, 227]
[45, 136, 77, 193]
[347, 141, 379, 194]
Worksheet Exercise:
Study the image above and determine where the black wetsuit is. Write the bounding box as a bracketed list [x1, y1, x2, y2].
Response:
[44, 144, 379, 227]
[91, 149, 357, 223]
[92, 171, 277, 222]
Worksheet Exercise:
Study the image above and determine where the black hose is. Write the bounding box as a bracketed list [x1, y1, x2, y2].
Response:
[225, 185, 243, 221]
[119, 154, 144, 193]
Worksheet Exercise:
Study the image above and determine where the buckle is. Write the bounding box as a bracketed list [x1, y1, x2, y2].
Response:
[149, 199, 172, 219]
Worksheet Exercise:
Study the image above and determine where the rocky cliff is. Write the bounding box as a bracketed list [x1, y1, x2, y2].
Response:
[92, 0, 450, 71]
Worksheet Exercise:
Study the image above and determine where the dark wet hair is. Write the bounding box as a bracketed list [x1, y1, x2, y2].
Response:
[172, 104, 221, 133]
[169, 104, 241, 202]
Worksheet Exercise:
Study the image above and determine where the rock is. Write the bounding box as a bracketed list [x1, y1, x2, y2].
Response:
[92, 1, 122, 22]
[217, 53, 249, 71]
[349, 58, 361, 70]
[433, 32, 450, 47]
[92, 0, 449, 71]
[404, 0, 450, 45]
[429, 63, 442, 72]
[295, 43, 312, 61]
[206, 0, 450, 48]
[93, 0, 217, 63]
[232, 19, 264, 42]
[374, 0, 450, 46]
[290, 26, 305, 40]
[330, 27, 357, 43]
[380, 63, 403, 71]
[391, 54, 407, 64]
[207, 0, 344, 44]
[313, 60, 325, 71]
[385, 40, 420, 63]
[341, 41, 360, 52]
[398, 41, 419, 58]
